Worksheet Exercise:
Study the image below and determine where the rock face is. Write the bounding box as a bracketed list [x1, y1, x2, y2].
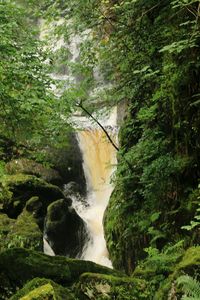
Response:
[45, 133, 86, 194]
[0, 173, 87, 259]
[1, 246, 199, 299]
[10, 278, 76, 300]
[0, 247, 119, 299]
[45, 199, 87, 257]
[6, 158, 62, 185]
[74, 272, 149, 300]
[0, 174, 67, 221]
[0, 209, 43, 253]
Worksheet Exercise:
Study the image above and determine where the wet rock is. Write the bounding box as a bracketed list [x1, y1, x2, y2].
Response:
[0, 247, 119, 298]
[7, 209, 43, 251]
[45, 199, 87, 257]
[45, 132, 86, 194]
[64, 181, 82, 195]
[74, 272, 148, 299]
[64, 181, 87, 207]
[6, 158, 62, 185]
[1, 174, 69, 221]
[10, 278, 76, 300]
[0, 213, 15, 252]
[0, 208, 43, 253]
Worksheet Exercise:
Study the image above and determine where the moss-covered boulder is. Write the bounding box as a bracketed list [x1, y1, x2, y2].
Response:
[0, 174, 70, 222]
[6, 158, 62, 185]
[45, 199, 87, 257]
[7, 209, 43, 251]
[74, 272, 150, 300]
[0, 248, 120, 299]
[104, 187, 138, 274]
[0, 209, 43, 253]
[25, 197, 43, 219]
[0, 213, 15, 252]
[10, 278, 76, 300]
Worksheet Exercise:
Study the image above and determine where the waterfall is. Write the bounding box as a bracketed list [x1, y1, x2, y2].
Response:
[72, 112, 117, 267]
[40, 18, 118, 266]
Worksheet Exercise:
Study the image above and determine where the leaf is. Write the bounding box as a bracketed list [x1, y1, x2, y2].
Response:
[150, 212, 161, 223]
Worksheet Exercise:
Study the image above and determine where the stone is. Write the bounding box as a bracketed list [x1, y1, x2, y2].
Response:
[10, 278, 76, 300]
[0, 248, 119, 298]
[1, 174, 70, 221]
[64, 181, 82, 196]
[6, 158, 62, 185]
[45, 199, 87, 257]
[0, 213, 15, 252]
[0, 209, 43, 253]
[44, 133, 86, 194]
[74, 272, 149, 300]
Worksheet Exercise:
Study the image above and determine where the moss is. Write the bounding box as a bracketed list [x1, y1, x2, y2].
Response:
[20, 283, 55, 300]
[0, 247, 120, 294]
[6, 209, 43, 251]
[26, 197, 43, 216]
[5, 158, 62, 185]
[104, 187, 142, 274]
[0, 213, 15, 247]
[0, 205, 42, 252]
[11, 278, 76, 300]
[153, 247, 200, 300]
[74, 272, 150, 299]
[45, 199, 86, 256]
[1, 174, 69, 221]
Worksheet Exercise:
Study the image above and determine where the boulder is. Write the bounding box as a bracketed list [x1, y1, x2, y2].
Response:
[10, 278, 76, 300]
[1, 174, 70, 222]
[0, 209, 43, 253]
[6, 158, 62, 185]
[0, 213, 15, 252]
[74, 272, 149, 300]
[7, 209, 43, 251]
[0, 248, 120, 298]
[45, 199, 87, 257]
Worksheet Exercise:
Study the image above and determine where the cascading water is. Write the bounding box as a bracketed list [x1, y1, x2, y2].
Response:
[72, 109, 117, 267]
[40, 19, 118, 267]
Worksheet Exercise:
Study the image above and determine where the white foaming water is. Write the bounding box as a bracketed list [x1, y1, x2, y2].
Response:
[43, 237, 55, 256]
[73, 107, 118, 268]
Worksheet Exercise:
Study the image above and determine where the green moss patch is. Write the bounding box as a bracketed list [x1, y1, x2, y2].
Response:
[11, 278, 76, 300]
[0, 247, 120, 297]
[0, 174, 68, 220]
[74, 272, 150, 299]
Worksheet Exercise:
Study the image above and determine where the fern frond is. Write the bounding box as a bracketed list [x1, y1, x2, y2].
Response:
[177, 275, 200, 299]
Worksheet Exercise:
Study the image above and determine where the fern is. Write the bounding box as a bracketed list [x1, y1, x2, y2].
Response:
[176, 275, 200, 300]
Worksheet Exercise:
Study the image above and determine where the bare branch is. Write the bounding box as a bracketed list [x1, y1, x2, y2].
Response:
[77, 101, 119, 151]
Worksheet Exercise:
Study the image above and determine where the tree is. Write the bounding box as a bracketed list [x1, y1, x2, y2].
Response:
[0, 1, 68, 148]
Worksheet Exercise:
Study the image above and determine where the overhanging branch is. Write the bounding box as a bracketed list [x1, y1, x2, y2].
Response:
[77, 101, 119, 151]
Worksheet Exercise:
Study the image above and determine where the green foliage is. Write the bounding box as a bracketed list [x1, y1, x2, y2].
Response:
[141, 241, 184, 275]
[0, 1, 71, 150]
[177, 275, 200, 300]
[98, 0, 200, 276]
[182, 203, 200, 231]
[0, 160, 5, 177]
